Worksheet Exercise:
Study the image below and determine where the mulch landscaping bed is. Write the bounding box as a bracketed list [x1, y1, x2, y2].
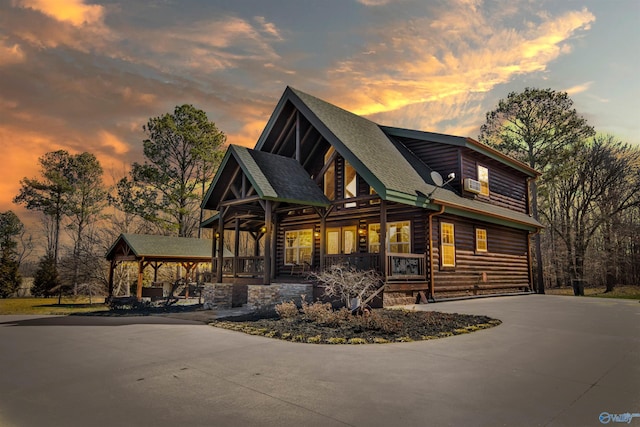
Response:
[212, 309, 501, 344]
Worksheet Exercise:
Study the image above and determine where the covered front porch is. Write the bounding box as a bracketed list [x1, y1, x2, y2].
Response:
[200, 144, 433, 306]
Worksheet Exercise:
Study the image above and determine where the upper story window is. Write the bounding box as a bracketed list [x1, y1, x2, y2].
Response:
[323, 147, 359, 208]
[344, 161, 357, 208]
[323, 147, 335, 200]
[478, 165, 489, 196]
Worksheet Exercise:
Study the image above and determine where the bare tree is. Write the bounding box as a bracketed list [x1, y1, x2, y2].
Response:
[308, 264, 382, 310]
[542, 136, 640, 288]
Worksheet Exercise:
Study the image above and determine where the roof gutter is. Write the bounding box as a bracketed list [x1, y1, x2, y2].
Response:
[427, 204, 446, 301]
[432, 199, 542, 231]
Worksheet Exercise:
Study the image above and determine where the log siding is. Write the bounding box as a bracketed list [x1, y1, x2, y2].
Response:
[431, 215, 531, 295]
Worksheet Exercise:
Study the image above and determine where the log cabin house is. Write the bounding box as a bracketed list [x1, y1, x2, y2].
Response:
[201, 87, 542, 306]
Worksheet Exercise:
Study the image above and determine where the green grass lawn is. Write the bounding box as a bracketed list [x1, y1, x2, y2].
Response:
[545, 285, 640, 300]
[0, 297, 109, 315]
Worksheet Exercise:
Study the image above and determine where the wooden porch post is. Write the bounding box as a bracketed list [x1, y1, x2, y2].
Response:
[271, 210, 277, 281]
[212, 230, 217, 279]
[216, 213, 225, 283]
[380, 200, 387, 279]
[263, 200, 272, 285]
[136, 257, 145, 300]
[107, 259, 115, 298]
[319, 214, 326, 270]
[234, 218, 240, 278]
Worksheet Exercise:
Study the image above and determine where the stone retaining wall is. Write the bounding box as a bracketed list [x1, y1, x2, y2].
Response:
[202, 283, 233, 310]
[247, 283, 313, 312]
[202, 283, 313, 311]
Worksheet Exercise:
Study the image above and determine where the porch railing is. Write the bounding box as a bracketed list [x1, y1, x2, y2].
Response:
[212, 256, 265, 277]
[209, 252, 426, 281]
[385, 253, 426, 281]
[323, 253, 381, 272]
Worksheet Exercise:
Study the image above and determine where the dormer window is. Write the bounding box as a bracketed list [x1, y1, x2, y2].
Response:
[478, 165, 489, 196]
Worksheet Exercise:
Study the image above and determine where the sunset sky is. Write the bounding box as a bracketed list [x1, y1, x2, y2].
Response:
[1, 0, 638, 225]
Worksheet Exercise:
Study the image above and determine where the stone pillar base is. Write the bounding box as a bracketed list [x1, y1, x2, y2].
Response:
[202, 283, 233, 310]
[247, 283, 313, 312]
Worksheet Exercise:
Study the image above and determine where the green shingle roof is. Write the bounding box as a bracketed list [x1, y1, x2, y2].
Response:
[203, 86, 542, 231]
[288, 87, 435, 201]
[285, 87, 542, 230]
[203, 145, 330, 210]
[106, 233, 225, 261]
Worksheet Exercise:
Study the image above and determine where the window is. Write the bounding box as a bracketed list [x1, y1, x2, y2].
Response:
[344, 160, 357, 208]
[326, 226, 357, 255]
[368, 221, 411, 254]
[476, 228, 487, 252]
[369, 186, 380, 205]
[441, 222, 455, 267]
[323, 147, 335, 200]
[285, 229, 313, 265]
[478, 165, 489, 196]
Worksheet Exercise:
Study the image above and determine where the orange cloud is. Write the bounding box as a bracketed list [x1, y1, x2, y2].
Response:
[120, 87, 157, 106]
[98, 130, 130, 156]
[565, 81, 594, 96]
[0, 125, 66, 213]
[0, 39, 25, 65]
[326, 7, 595, 120]
[16, 0, 104, 26]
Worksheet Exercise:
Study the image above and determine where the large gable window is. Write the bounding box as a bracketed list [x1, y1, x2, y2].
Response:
[344, 161, 357, 208]
[323, 147, 335, 200]
[441, 222, 456, 267]
[322, 147, 359, 208]
[285, 229, 313, 265]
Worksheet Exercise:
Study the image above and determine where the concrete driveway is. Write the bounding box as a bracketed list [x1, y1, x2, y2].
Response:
[0, 295, 638, 427]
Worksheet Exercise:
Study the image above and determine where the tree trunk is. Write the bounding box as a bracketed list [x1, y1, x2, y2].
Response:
[530, 180, 544, 293]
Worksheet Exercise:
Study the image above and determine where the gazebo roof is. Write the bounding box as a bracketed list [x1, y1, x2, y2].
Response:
[106, 233, 226, 262]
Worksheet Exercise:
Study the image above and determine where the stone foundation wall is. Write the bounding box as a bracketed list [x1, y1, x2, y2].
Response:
[382, 291, 416, 306]
[202, 283, 313, 311]
[247, 283, 313, 312]
[202, 283, 233, 310]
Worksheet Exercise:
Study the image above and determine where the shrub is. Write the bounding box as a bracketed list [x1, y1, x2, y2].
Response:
[275, 300, 299, 319]
[300, 299, 335, 324]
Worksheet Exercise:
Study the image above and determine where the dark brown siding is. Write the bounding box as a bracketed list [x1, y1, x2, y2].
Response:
[461, 150, 529, 213]
[400, 138, 463, 193]
[431, 215, 531, 294]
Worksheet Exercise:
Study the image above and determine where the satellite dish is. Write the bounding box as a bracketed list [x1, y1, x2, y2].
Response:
[431, 171, 444, 187]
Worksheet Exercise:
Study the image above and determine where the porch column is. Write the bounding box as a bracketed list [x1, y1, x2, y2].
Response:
[271, 211, 277, 281]
[234, 218, 240, 278]
[107, 259, 115, 298]
[319, 214, 326, 270]
[263, 200, 272, 285]
[136, 257, 145, 300]
[212, 230, 217, 279]
[216, 214, 225, 283]
[380, 200, 387, 279]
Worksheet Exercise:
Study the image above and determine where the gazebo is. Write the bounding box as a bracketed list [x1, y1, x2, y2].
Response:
[105, 233, 223, 300]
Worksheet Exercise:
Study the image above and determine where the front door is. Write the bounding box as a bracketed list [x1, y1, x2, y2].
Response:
[326, 226, 357, 254]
